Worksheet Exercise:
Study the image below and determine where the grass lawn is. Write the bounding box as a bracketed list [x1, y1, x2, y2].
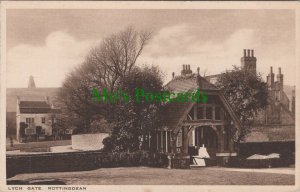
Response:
[7, 167, 295, 185]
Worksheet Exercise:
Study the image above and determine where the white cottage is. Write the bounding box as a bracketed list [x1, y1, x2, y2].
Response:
[16, 98, 53, 142]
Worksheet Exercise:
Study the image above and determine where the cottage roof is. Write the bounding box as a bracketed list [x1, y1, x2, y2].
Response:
[242, 125, 295, 143]
[19, 101, 51, 113]
[6, 87, 60, 112]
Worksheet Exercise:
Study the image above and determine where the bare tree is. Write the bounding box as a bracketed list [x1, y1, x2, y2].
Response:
[58, 27, 152, 133]
[85, 26, 151, 91]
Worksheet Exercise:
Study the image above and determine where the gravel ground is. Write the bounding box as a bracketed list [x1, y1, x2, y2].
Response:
[7, 167, 295, 185]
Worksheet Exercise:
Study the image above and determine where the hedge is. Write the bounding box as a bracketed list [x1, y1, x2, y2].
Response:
[7, 151, 168, 178]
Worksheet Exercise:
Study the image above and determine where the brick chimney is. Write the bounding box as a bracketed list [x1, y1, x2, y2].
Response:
[277, 67, 283, 91]
[266, 66, 274, 89]
[181, 64, 186, 75]
[181, 64, 193, 76]
[196, 67, 202, 88]
[241, 49, 257, 73]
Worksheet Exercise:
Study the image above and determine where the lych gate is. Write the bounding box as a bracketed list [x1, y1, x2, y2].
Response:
[149, 70, 241, 163]
[173, 94, 239, 157]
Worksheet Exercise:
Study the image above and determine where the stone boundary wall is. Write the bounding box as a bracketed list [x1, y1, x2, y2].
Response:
[72, 133, 109, 151]
[6, 151, 168, 178]
[239, 141, 295, 157]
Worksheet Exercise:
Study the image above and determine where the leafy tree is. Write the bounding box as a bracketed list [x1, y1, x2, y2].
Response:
[215, 66, 269, 142]
[103, 66, 164, 152]
[58, 27, 151, 133]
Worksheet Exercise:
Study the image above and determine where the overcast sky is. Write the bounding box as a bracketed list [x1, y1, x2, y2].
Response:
[6, 9, 296, 88]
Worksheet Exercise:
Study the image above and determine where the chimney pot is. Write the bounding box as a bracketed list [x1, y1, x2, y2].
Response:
[172, 72, 175, 79]
[271, 66, 273, 73]
[247, 49, 250, 57]
[279, 67, 281, 74]
[243, 49, 246, 57]
[251, 50, 254, 57]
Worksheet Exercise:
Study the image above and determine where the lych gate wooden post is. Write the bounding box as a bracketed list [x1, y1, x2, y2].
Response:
[170, 131, 177, 153]
[182, 126, 190, 154]
[218, 125, 225, 152]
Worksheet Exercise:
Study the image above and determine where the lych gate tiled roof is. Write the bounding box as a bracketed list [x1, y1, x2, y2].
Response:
[161, 73, 243, 132]
[161, 102, 193, 131]
[163, 74, 225, 132]
[165, 74, 219, 93]
[162, 74, 215, 131]
[19, 101, 51, 113]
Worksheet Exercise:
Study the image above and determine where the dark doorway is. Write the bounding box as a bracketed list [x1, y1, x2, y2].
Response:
[194, 126, 218, 156]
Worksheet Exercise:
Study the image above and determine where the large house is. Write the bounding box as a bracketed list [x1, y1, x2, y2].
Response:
[161, 49, 296, 160]
[239, 64, 295, 158]
[234, 50, 295, 158]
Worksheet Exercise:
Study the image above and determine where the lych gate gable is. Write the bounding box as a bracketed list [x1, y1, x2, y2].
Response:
[173, 92, 241, 135]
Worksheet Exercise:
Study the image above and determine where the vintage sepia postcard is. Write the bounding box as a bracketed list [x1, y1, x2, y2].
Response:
[0, 1, 299, 192]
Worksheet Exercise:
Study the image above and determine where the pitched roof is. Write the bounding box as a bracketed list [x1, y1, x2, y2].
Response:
[242, 125, 295, 143]
[162, 73, 241, 132]
[6, 87, 60, 112]
[165, 74, 218, 92]
[19, 101, 51, 113]
[283, 85, 296, 107]
[162, 74, 217, 130]
[162, 102, 194, 130]
[19, 101, 50, 108]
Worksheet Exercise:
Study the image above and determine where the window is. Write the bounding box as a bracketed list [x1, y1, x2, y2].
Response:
[206, 107, 213, 119]
[41, 117, 46, 124]
[26, 118, 34, 124]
